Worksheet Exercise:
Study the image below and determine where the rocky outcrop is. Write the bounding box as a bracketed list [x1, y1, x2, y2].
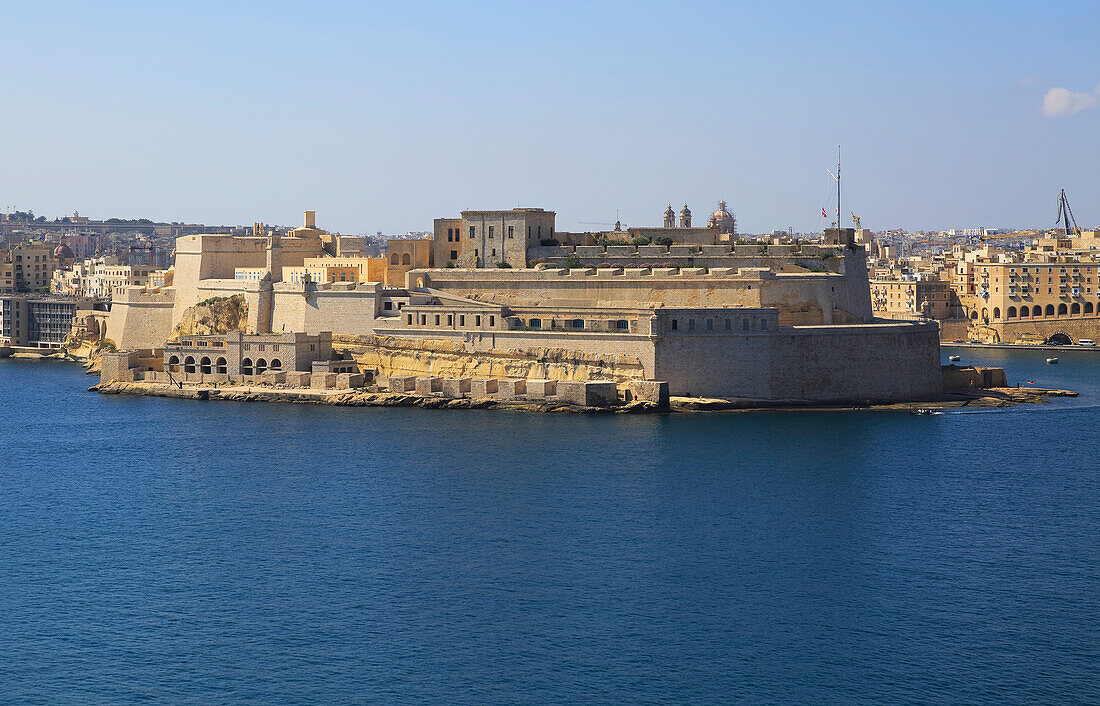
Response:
[169, 294, 248, 341]
[334, 334, 648, 384]
[89, 380, 663, 414]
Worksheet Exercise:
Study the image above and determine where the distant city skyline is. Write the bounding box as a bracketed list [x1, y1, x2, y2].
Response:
[1, 1, 1096, 235]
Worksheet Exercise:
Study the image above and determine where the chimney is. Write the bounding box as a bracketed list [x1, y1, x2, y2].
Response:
[304, 210, 316, 229]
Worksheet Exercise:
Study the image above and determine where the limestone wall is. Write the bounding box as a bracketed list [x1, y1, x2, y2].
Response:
[413, 262, 872, 325]
[985, 316, 1100, 344]
[653, 321, 942, 402]
[107, 287, 175, 350]
[271, 286, 381, 337]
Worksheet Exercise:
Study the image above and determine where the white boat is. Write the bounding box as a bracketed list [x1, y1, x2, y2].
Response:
[1047, 357, 1059, 364]
[948, 355, 961, 362]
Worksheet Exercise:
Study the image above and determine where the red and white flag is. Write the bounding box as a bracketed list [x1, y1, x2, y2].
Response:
[822, 207, 828, 218]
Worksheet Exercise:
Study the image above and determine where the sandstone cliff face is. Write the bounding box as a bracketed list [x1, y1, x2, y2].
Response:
[335, 334, 648, 383]
[169, 295, 248, 341]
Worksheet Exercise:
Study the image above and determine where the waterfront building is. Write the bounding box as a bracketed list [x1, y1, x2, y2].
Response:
[870, 275, 955, 320]
[0, 295, 106, 348]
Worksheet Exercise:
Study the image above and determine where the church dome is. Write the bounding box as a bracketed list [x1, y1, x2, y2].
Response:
[54, 243, 75, 259]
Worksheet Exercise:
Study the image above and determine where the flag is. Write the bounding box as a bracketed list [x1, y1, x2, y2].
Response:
[822, 207, 828, 218]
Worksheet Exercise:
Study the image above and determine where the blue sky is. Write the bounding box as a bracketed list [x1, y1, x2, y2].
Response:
[1, 1, 1096, 234]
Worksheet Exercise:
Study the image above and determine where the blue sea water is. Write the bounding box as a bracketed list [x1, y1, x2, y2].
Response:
[1, 349, 1098, 704]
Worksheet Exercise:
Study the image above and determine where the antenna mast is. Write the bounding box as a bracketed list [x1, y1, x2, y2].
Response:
[836, 145, 842, 232]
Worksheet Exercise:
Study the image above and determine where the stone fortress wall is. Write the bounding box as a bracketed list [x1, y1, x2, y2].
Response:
[101, 209, 941, 403]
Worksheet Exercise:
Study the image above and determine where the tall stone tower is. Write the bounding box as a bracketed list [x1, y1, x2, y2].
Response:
[664, 204, 675, 228]
[680, 204, 692, 228]
[265, 231, 283, 283]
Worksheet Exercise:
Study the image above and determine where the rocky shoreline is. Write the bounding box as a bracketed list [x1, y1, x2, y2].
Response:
[89, 380, 1077, 414]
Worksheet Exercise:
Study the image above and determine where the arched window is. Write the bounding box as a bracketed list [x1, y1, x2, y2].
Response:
[1070, 302, 1080, 315]
[269, 359, 282, 371]
[1086, 302, 1095, 314]
[215, 357, 227, 374]
[1058, 303, 1068, 315]
[1033, 305, 1043, 317]
[981, 308, 989, 320]
[168, 355, 180, 372]
[390, 253, 399, 265]
[184, 356, 196, 373]
[992, 307, 1000, 320]
[1045, 304, 1055, 316]
[1007, 306, 1017, 318]
[970, 311, 978, 320]
[401, 253, 411, 265]
[242, 358, 253, 375]
[199, 356, 212, 374]
[255, 358, 268, 374]
[1020, 306, 1029, 317]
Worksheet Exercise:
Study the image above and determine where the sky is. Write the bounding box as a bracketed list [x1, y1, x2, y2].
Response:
[0, 0, 1097, 235]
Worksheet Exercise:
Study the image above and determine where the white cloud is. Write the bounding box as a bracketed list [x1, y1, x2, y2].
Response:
[1042, 83, 1100, 117]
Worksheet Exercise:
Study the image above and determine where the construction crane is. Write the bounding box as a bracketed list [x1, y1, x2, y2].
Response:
[1056, 189, 1081, 237]
[849, 211, 861, 231]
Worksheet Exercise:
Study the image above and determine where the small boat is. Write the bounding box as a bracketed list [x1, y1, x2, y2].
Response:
[909, 407, 943, 415]
[1046, 357, 1059, 364]
[948, 355, 960, 362]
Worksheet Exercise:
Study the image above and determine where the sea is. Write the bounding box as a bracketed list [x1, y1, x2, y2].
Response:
[1, 348, 1097, 704]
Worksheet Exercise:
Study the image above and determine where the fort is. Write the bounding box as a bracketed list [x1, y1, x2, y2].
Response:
[98, 206, 945, 406]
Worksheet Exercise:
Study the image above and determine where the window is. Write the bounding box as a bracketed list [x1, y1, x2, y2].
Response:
[491, 249, 496, 258]
[435, 315, 440, 325]
[615, 320, 628, 330]
[450, 250, 457, 260]
[460, 315, 465, 326]
[489, 316, 495, 326]
[760, 319, 768, 330]
[475, 249, 479, 258]
[508, 226, 514, 238]
[725, 319, 731, 330]
[706, 318, 713, 331]
[742, 319, 749, 331]
[476, 315, 482, 326]
[447, 314, 453, 325]
[469, 226, 475, 239]
[420, 314, 426, 325]
[407, 314, 413, 325]
[529, 318, 541, 329]
[688, 319, 695, 331]
[671, 319, 678, 330]
[571, 319, 584, 329]
[538, 225, 542, 238]
[383, 301, 393, 310]
[488, 226, 494, 239]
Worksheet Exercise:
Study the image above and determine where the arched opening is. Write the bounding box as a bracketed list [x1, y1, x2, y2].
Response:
[255, 358, 268, 374]
[1045, 304, 1055, 316]
[389, 253, 399, 265]
[199, 356, 212, 374]
[1086, 302, 1095, 314]
[1058, 303, 1068, 315]
[269, 359, 282, 371]
[1071, 302, 1080, 314]
[242, 358, 253, 375]
[992, 307, 1000, 319]
[416, 277, 425, 288]
[1020, 306, 1029, 317]
[401, 253, 411, 265]
[1007, 306, 1017, 318]
[981, 307, 989, 321]
[1046, 333, 1072, 346]
[970, 311, 978, 320]
[1033, 305, 1043, 317]
[215, 357, 227, 374]
[184, 356, 196, 373]
[168, 355, 180, 373]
